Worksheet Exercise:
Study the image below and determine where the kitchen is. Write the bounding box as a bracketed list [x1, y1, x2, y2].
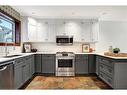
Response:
[1, 5, 127, 90]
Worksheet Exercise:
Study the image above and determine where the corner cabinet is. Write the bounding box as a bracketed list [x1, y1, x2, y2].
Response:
[75, 54, 88, 74]
[98, 56, 127, 89]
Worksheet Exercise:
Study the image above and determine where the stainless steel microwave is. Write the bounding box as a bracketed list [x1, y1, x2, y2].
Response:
[56, 35, 73, 45]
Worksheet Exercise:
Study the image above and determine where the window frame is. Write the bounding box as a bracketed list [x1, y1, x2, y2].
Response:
[0, 14, 15, 43]
[0, 10, 21, 46]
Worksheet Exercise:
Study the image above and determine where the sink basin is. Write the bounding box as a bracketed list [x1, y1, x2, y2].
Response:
[2, 54, 23, 58]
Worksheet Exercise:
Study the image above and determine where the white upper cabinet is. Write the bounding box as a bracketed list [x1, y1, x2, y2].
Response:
[36, 21, 49, 42]
[56, 20, 66, 35]
[23, 17, 99, 43]
[91, 22, 99, 42]
[65, 20, 82, 42]
[80, 22, 92, 42]
[28, 17, 37, 42]
[48, 22, 56, 42]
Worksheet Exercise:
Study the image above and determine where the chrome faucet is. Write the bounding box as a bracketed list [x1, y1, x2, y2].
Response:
[5, 33, 9, 56]
[5, 43, 9, 56]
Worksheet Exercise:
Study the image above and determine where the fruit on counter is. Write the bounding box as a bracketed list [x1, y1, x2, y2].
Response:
[113, 48, 120, 53]
[89, 48, 93, 52]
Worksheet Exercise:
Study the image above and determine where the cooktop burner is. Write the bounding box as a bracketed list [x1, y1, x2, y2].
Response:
[56, 52, 75, 57]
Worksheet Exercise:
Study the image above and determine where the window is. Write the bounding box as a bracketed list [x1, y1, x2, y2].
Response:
[0, 14, 15, 43]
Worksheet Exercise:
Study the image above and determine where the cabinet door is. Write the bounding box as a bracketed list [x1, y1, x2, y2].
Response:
[89, 55, 96, 73]
[22, 63, 30, 84]
[48, 23, 56, 42]
[37, 21, 49, 42]
[92, 22, 99, 42]
[28, 17, 37, 42]
[27, 55, 34, 77]
[75, 54, 88, 74]
[41, 54, 55, 74]
[65, 20, 82, 42]
[35, 54, 42, 73]
[96, 56, 99, 75]
[14, 65, 23, 89]
[56, 20, 66, 35]
[81, 22, 92, 42]
[31, 55, 35, 75]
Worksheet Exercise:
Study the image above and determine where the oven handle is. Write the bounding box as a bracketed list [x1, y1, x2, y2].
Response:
[56, 58, 74, 60]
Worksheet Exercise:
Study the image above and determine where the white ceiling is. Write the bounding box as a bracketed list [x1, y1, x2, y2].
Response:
[12, 6, 127, 21]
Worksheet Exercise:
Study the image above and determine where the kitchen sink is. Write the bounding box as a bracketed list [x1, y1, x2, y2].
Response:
[2, 54, 23, 58]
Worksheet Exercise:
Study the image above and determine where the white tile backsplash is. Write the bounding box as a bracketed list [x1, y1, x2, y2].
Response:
[0, 46, 21, 56]
[31, 42, 95, 53]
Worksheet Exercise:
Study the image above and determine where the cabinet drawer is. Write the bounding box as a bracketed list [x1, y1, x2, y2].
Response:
[99, 57, 114, 67]
[100, 64, 113, 78]
[25, 56, 31, 60]
[75, 59, 88, 63]
[14, 58, 24, 67]
[42, 54, 55, 59]
[99, 72, 113, 87]
[75, 54, 88, 60]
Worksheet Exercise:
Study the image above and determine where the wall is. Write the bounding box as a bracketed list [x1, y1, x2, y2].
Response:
[96, 21, 127, 53]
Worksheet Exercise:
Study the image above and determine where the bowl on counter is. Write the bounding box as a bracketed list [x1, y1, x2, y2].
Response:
[31, 49, 37, 52]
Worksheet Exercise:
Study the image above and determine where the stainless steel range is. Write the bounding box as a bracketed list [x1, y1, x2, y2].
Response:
[56, 52, 75, 76]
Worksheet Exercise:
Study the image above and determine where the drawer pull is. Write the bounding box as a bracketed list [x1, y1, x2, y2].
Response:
[108, 69, 112, 73]
[102, 59, 109, 63]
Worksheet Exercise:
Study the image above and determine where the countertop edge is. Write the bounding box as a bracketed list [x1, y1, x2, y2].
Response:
[1, 52, 127, 63]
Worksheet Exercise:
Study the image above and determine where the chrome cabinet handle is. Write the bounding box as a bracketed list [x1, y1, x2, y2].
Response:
[0, 66, 7, 71]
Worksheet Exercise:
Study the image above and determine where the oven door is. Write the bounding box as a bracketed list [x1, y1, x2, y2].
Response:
[56, 57, 74, 72]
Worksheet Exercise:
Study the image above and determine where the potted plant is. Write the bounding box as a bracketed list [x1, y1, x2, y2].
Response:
[113, 48, 120, 53]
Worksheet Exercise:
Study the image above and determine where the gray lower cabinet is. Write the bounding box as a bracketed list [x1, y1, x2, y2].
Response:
[31, 55, 35, 75]
[14, 58, 24, 89]
[27, 55, 35, 77]
[35, 54, 42, 73]
[98, 56, 127, 89]
[75, 54, 88, 74]
[88, 55, 96, 73]
[96, 55, 99, 75]
[22, 62, 30, 84]
[14, 55, 35, 89]
[41, 54, 56, 74]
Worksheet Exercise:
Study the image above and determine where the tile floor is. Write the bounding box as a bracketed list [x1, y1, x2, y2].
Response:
[25, 75, 111, 89]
